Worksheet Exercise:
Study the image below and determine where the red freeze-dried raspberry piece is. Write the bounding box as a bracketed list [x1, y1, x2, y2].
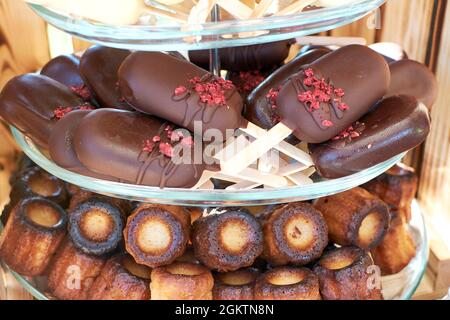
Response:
[152, 136, 161, 143]
[322, 120, 333, 127]
[159, 143, 173, 158]
[236, 71, 265, 93]
[176, 76, 235, 107]
[174, 86, 187, 96]
[53, 107, 73, 119]
[143, 140, 155, 153]
[181, 136, 194, 146]
[70, 85, 91, 100]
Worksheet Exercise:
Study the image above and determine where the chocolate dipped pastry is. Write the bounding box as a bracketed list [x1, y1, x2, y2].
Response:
[313, 246, 383, 300]
[118, 51, 243, 138]
[0, 74, 89, 147]
[73, 108, 207, 188]
[370, 210, 416, 275]
[261, 202, 328, 266]
[47, 239, 106, 300]
[276, 45, 390, 143]
[48, 110, 118, 181]
[79, 45, 132, 110]
[0, 198, 67, 276]
[124, 204, 190, 268]
[150, 262, 214, 300]
[244, 48, 332, 131]
[188, 40, 294, 72]
[192, 209, 263, 272]
[88, 254, 151, 300]
[309, 95, 431, 178]
[41, 54, 91, 101]
[213, 268, 259, 300]
[362, 163, 418, 222]
[314, 187, 390, 250]
[69, 198, 124, 255]
[254, 267, 321, 300]
[387, 60, 437, 109]
[1, 166, 68, 224]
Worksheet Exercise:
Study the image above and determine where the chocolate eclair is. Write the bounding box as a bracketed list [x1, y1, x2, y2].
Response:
[309, 95, 431, 178]
[73, 108, 207, 188]
[0, 74, 88, 147]
[80, 45, 132, 110]
[41, 54, 91, 101]
[192, 209, 263, 272]
[118, 51, 243, 138]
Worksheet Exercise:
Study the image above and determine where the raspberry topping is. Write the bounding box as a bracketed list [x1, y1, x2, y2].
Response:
[53, 105, 94, 120]
[142, 125, 194, 158]
[70, 84, 91, 100]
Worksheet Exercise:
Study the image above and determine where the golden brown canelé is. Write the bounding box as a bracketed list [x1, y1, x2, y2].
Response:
[254, 267, 321, 300]
[68, 189, 132, 217]
[1, 166, 68, 224]
[0, 197, 67, 276]
[314, 187, 390, 250]
[47, 239, 106, 300]
[362, 163, 418, 222]
[313, 246, 383, 300]
[213, 268, 259, 300]
[88, 254, 151, 300]
[124, 204, 191, 268]
[150, 262, 214, 300]
[370, 211, 416, 275]
[261, 202, 328, 266]
[69, 198, 124, 255]
[192, 209, 263, 272]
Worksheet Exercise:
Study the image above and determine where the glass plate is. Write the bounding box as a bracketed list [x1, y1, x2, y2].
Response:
[12, 127, 406, 206]
[0, 200, 428, 300]
[29, 0, 385, 51]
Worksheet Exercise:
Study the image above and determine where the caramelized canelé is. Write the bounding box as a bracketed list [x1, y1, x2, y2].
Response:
[254, 267, 321, 300]
[314, 187, 390, 249]
[313, 246, 383, 300]
[261, 202, 328, 266]
[192, 209, 263, 272]
[150, 262, 214, 300]
[124, 204, 190, 268]
[0, 197, 67, 276]
[213, 268, 259, 300]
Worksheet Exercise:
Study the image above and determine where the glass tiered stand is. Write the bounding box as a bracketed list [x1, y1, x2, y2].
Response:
[1, 0, 428, 300]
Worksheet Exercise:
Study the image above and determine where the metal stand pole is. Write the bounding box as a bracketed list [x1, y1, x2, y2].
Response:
[209, 4, 221, 76]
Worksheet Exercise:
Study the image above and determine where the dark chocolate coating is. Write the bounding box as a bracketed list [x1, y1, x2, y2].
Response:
[73, 109, 206, 188]
[41, 54, 84, 88]
[188, 40, 294, 71]
[80, 45, 132, 110]
[309, 95, 430, 178]
[0, 74, 84, 147]
[387, 59, 437, 109]
[245, 48, 332, 131]
[277, 45, 391, 143]
[48, 110, 118, 181]
[118, 52, 243, 138]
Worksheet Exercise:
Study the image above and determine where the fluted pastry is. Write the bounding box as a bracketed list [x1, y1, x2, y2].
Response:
[213, 268, 259, 300]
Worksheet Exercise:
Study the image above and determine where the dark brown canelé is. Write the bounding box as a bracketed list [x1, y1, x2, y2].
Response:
[314, 187, 390, 250]
[68, 189, 132, 216]
[0, 197, 67, 276]
[69, 198, 124, 255]
[213, 268, 259, 300]
[47, 239, 106, 300]
[261, 202, 328, 266]
[1, 166, 68, 224]
[192, 209, 263, 272]
[313, 246, 383, 300]
[88, 254, 151, 300]
[124, 204, 190, 268]
[254, 267, 321, 300]
[150, 262, 214, 300]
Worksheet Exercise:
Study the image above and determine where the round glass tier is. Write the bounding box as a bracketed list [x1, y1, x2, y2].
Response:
[29, 0, 385, 50]
[0, 200, 428, 300]
[13, 127, 405, 206]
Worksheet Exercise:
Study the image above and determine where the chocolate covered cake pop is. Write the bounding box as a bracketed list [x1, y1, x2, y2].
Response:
[276, 45, 390, 143]
[80, 46, 132, 110]
[309, 95, 430, 178]
[0, 74, 89, 148]
[188, 40, 294, 72]
[118, 52, 243, 138]
[73, 108, 207, 188]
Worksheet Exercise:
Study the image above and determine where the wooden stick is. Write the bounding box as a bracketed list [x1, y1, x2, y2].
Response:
[226, 180, 262, 190]
[274, 0, 316, 16]
[286, 172, 313, 185]
[216, 0, 253, 20]
[296, 36, 367, 46]
[248, 0, 274, 19]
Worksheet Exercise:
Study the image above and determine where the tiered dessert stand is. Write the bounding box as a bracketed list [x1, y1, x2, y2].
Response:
[1, 0, 428, 300]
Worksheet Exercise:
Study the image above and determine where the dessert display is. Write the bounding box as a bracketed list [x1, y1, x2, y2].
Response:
[314, 187, 389, 249]
[212, 268, 259, 300]
[0, 197, 67, 276]
[192, 208, 263, 271]
[254, 266, 321, 300]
